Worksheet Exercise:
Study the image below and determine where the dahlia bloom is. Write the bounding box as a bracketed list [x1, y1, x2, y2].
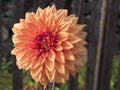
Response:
[11, 5, 87, 89]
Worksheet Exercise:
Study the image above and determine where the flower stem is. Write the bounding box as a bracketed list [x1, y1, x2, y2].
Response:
[52, 82, 55, 90]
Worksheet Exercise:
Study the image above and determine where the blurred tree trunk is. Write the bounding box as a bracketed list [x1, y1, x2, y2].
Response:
[86, 0, 119, 90]
[55, 0, 65, 9]
[34, 0, 51, 9]
[95, 0, 119, 90]
[0, 0, 2, 41]
[0, 0, 2, 67]
[85, 0, 103, 89]
[12, 0, 25, 90]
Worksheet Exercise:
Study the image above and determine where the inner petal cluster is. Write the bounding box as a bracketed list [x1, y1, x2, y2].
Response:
[34, 32, 56, 51]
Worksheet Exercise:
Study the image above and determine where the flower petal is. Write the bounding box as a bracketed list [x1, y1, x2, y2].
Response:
[55, 40, 62, 45]
[45, 59, 55, 72]
[79, 40, 87, 45]
[66, 14, 78, 25]
[55, 51, 65, 63]
[57, 32, 69, 41]
[57, 9, 67, 18]
[79, 32, 87, 39]
[20, 19, 29, 29]
[13, 23, 24, 30]
[59, 20, 73, 32]
[55, 61, 65, 74]
[55, 10, 67, 24]
[36, 7, 43, 17]
[61, 41, 73, 49]
[54, 74, 65, 84]
[68, 25, 86, 34]
[47, 50, 56, 61]
[30, 66, 43, 79]
[68, 34, 81, 44]
[70, 43, 87, 54]
[45, 68, 55, 82]
[49, 4, 57, 14]
[63, 50, 75, 60]
[12, 35, 33, 44]
[54, 44, 63, 51]
[46, 15, 55, 28]
[65, 61, 76, 71]
[25, 12, 37, 24]
[38, 53, 47, 65]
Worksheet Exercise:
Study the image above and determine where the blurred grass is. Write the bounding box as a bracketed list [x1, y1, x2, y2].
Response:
[0, 71, 12, 90]
[110, 55, 120, 90]
[0, 57, 12, 90]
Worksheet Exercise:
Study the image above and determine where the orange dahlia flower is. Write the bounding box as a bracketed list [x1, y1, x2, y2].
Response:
[11, 5, 87, 89]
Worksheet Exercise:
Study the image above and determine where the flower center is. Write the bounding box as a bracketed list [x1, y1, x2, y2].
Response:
[34, 32, 56, 51]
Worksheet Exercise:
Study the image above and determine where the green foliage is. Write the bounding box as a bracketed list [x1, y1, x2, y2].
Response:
[59, 83, 68, 90]
[1, 57, 12, 74]
[55, 87, 60, 90]
[0, 71, 12, 90]
[110, 55, 120, 90]
[0, 57, 12, 90]
[78, 64, 86, 90]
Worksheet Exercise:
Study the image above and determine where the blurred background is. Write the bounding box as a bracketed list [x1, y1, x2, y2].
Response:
[0, 0, 120, 90]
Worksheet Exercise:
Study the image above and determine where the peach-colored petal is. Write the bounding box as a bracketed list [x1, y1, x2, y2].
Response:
[55, 51, 65, 63]
[30, 66, 43, 79]
[38, 53, 47, 65]
[57, 32, 69, 41]
[59, 20, 73, 32]
[47, 50, 56, 61]
[36, 7, 43, 17]
[70, 43, 87, 54]
[66, 14, 78, 25]
[79, 32, 87, 39]
[65, 61, 76, 72]
[13, 23, 24, 30]
[54, 71, 66, 84]
[46, 15, 55, 28]
[45, 68, 55, 82]
[61, 41, 73, 49]
[63, 50, 75, 60]
[45, 59, 55, 72]
[55, 40, 62, 45]
[49, 5, 57, 15]
[68, 25, 86, 34]
[74, 59, 83, 66]
[54, 44, 63, 51]
[12, 28, 23, 35]
[79, 40, 87, 45]
[55, 10, 67, 24]
[68, 34, 81, 44]
[20, 19, 29, 29]
[15, 49, 43, 70]
[44, 6, 50, 15]
[55, 61, 65, 74]
[25, 12, 37, 24]
[12, 35, 33, 44]
[57, 9, 67, 18]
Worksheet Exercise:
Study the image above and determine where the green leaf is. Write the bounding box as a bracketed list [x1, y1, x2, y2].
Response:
[55, 87, 60, 90]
